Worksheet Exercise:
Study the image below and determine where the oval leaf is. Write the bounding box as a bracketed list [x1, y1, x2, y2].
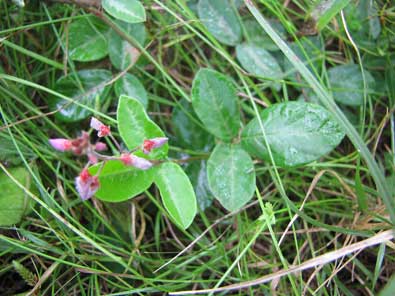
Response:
[328, 64, 375, 106]
[68, 16, 109, 62]
[117, 95, 168, 159]
[244, 18, 286, 50]
[191, 68, 240, 141]
[172, 99, 214, 151]
[185, 160, 214, 211]
[236, 43, 283, 82]
[241, 102, 345, 167]
[108, 20, 146, 70]
[114, 73, 148, 109]
[89, 160, 154, 202]
[51, 69, 112, 122]
[154, 162, 197, 229]
[198, 0, 242, 46]
[207, 143, 256, 212]
[102, 0, 146, 24]
[0, 167, 34, 226]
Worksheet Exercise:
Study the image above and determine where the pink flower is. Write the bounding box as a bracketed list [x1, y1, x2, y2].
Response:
[75, 169, 100, 200]
[142, 137, 168, 154]
[94, 142, 107, 151]
[49, 138, 72, 152]
[90, 117, 110, 137]
[120, 153, 153, 170]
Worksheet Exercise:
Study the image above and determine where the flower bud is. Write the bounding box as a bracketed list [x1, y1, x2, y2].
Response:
[75, 169, 100, 200]
[90, 117, 110, 137]
[142, 137, 168, 154]
[94, 142, 107, 151]
[120, 153, 153, 170]
[49, 138, 72, 152]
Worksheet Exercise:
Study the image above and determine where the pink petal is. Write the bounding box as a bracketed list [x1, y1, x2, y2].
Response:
[94, 142, 107, 151]
[49, 138, 72, 152]
[143, 137, 168, 154]
[120, 153, 153, 170]
[75, 170, 100, 200]
[90, 117, 103, 130]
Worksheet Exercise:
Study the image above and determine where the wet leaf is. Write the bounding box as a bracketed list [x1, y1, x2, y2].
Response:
[191, 68, 240, 141]
[241, 102, 345, 167]
[117, 95, 168, 159]
[185, 160, 214, 211]
[154, 162, 197, 229]
[198, 0, 242, 46]
[207, 143, 255, 212]
[108, 20, 146, 70]
[328, 64, 375, 106]
[51, 69, 112, 122]
[102, 0, 146, 24]
[67, 16, 109, 62]
[89, 160, 154, 202]
[243, 18, 286, 51]
[236, 43, 283, 83]
[114, 73, 148, 109]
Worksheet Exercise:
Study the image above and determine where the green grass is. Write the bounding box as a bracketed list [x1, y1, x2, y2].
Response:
[1, 0, 395, 295]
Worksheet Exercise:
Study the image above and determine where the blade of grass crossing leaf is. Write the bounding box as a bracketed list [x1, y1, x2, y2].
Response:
[246, 1, 395, 226]
[313, 0, 352, 31]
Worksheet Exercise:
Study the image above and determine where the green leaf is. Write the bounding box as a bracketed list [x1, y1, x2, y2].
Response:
[117, 95, 168, 159]
[236, 43, 283, 83]
[241, 102, 345, 167]
[89, 160, 154, 202]
[154, 162, 197, 229]
[172, 99, 214, 151]
[114, 73, 148, 109]
[312, 0, 352, 31]
[207, 143, 256, 212]
[102, 0, 146, 24]
[51, 69, 112, 122]
[191, 68, 240, 141]
[67, 16, 109, 62]
[197, 0, 242, 46]
[328, 64, 375, 106]
[243, 19, 286, 51]
[108, 20, 146, 70]
[0, 167, 33, 226]
[185, 160, 214, 211]
[283, 36, 323, 83]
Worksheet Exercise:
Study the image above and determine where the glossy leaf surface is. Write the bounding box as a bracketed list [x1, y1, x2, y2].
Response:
[207, 143, 255, 212]
[51, 70, 112, 122]
[108, 20, 146, 70]
[89, 160, 154, 202]
[191, 68, 240, 141]
[154, 162, 197, 229]
[117, 95, 168, 159]
[328, 64, 375, 106]
[198, 0, 242, 46]
[236, 43, 283, 81]
[68, 16, 109, 62]
[102, 0, 146, 24]
[114, 73, 148, 109]
[241, 102, 345, 167]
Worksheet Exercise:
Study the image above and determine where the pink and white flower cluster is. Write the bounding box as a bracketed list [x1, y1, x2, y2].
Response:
[49, 117, 168, 201]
